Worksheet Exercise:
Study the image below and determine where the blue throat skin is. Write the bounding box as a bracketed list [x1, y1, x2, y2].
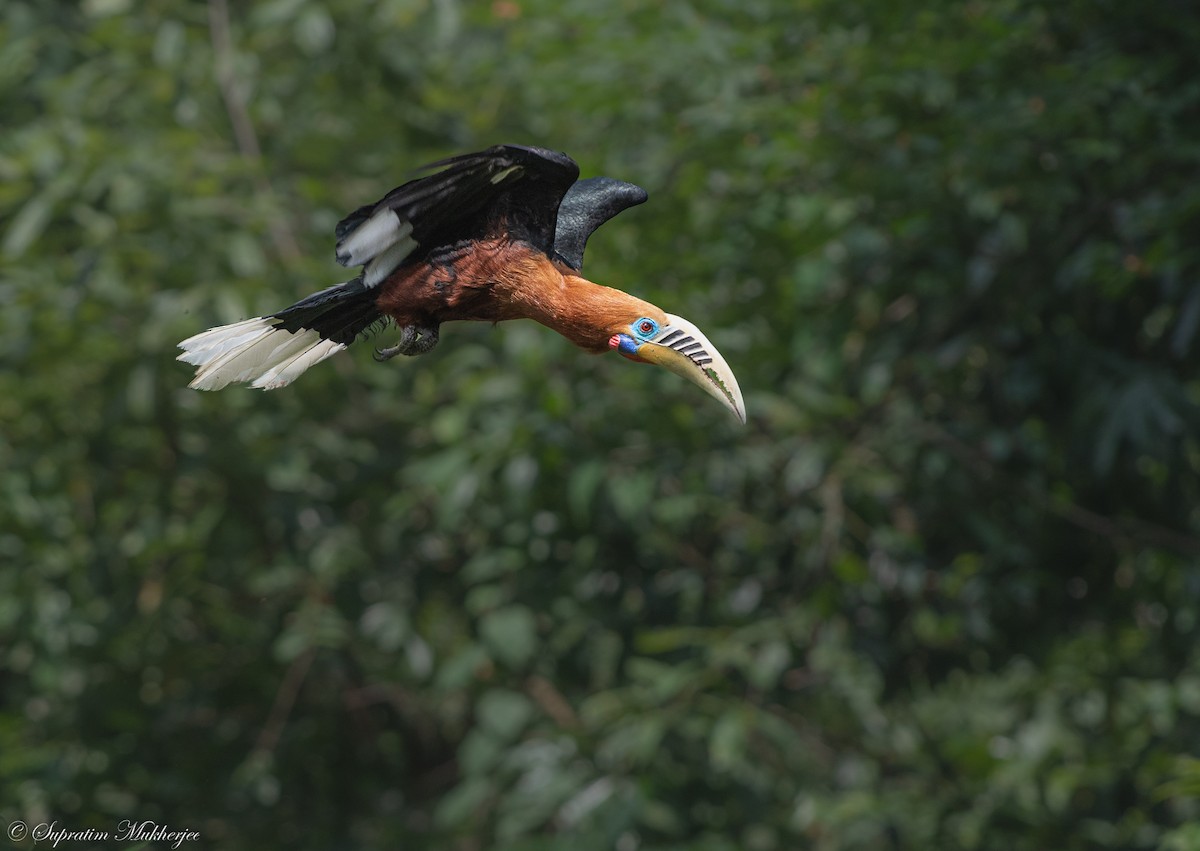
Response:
[615, 334, 641, 357]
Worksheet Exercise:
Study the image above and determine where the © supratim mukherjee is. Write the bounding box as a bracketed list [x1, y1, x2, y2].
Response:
[27, 820, 201, 849]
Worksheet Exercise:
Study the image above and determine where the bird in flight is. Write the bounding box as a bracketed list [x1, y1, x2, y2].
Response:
[178, 144, 745, 422]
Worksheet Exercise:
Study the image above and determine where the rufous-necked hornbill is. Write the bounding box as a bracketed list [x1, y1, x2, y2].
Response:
[178, 145, 745, 422]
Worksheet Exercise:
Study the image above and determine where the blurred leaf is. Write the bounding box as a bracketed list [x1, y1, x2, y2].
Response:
[479, 605, 538, 669]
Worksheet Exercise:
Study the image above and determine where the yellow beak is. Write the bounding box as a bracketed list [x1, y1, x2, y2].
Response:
[634, 313, 746, 424]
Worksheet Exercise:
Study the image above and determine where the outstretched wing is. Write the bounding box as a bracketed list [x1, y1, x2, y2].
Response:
[552, 177, 649, 272]
[334, 144, 580, 288]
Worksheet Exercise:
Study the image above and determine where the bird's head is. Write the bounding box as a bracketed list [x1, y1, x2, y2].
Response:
[606, 312, 746, 424]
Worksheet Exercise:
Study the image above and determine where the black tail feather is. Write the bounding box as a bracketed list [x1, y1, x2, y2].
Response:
[270, 277, 381, 346]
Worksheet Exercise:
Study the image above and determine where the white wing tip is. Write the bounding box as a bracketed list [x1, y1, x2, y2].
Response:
[337, 211, 415, 268]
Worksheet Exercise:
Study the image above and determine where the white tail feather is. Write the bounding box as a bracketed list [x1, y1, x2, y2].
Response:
[177, 318, 272, 364]
[252, 338, 344, 389]
[177, 318, 346, 391]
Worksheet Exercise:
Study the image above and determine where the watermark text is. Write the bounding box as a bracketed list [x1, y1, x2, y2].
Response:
[8, 820, 200, 849]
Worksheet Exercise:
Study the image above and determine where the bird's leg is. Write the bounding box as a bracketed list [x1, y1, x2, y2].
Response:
[374, 326, 416, 361]
[374, 324, 440, 361]
[408, 323, 439, 355]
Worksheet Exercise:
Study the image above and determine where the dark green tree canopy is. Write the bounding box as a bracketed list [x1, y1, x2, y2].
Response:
[2, 1, 1198, 849]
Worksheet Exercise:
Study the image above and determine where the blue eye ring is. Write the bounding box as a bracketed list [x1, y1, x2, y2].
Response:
[633, 317, 659, 339]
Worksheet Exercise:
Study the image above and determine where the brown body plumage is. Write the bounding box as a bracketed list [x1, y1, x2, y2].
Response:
[376, 238, 665, 353]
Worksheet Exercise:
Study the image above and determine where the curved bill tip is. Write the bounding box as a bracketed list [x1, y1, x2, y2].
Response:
[637, 313, 746, 424]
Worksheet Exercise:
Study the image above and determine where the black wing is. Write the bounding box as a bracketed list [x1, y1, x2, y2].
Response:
[334, 144, 579, 288]
[552, 177, 649, 271]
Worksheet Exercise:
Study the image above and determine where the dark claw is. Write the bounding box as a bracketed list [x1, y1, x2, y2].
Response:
[374, 324, 439, 361]
[374, 326, 416, 361]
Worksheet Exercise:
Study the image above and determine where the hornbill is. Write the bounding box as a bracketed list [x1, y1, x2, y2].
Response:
[178, 145, 745, 422]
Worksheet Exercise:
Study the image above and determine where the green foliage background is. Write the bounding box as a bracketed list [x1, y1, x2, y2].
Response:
[3, 0, 1200, 848]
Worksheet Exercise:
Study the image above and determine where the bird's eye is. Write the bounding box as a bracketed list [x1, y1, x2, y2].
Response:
[634, 317, 658, 338]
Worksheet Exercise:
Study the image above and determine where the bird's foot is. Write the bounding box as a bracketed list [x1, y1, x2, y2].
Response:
[374, 324, 440, 361]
